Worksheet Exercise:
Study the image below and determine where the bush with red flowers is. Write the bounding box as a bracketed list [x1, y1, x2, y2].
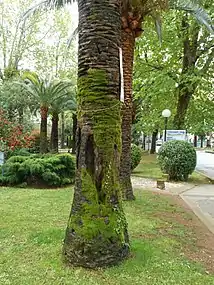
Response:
[0, 109, 35, 152]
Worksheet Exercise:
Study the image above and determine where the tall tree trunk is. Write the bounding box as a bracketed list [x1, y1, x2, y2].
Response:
[173, 90, 192, 129]
[63, 0, 129, 268]
[200, 135, 204, 148]
[72, 113, 77, 154]
[173, 17, 199, 129]
[50, 111, 59, 153]
[150, 129, 158, 154]
[61, 112, 65, 149]
[142, 134, 146, 150]
[194, 135, 197, 147]
[40, 106, 48, 154]
[119, 30, 135, 200]
[206, 134, 211, 148]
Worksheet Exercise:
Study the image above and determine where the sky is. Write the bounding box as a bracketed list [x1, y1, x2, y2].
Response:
[69, 2, 78, 25]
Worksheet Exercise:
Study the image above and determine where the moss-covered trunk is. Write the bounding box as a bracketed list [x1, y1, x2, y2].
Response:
[71, 113, 77, 154]
[40, 106, 48, 154]
[119, 30, 135, 201]
[50, 111, 59, 153]
[63, 0, 129, 268]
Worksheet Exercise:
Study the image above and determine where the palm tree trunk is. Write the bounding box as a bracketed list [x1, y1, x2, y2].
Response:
[63, 0, 129, 268]
[40, 106, 48, 153]
[61, 112, 65, 149]
[50, 111, 59, 153]
[150, 129, 158, 154]
[119, 30, 135, 201]
[72, 113, 77, 154]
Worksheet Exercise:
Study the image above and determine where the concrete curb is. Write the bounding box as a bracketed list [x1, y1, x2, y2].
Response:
[205, 150, 214, 154]
[195, 169, 214, 184]
[180, 192, 214, 235]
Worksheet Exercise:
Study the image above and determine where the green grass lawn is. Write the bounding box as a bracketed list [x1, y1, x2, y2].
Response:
[133, 152, 210, 185]
[1, 187, 214, 285]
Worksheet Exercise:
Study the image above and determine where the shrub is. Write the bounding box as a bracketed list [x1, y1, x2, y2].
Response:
[131, 144, 142, 170]
[1, 153, 75, 187]
[0, 109, 35, 151]
[158, 140, 196, 181]
[6, 148, 31, 160]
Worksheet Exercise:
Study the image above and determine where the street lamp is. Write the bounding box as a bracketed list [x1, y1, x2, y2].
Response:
[162, 109, 171, 142]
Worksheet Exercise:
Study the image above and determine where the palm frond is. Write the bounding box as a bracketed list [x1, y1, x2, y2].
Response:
[170, 0, 214, 34]
[67, 26, 79, 49]
[21, 0, 75, 22]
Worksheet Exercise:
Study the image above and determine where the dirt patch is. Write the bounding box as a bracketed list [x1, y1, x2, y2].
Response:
[152, 192, 214, 273]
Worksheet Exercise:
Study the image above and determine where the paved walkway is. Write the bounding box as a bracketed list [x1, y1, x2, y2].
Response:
[180, 185, 214, 235]
[196, 151, 214, 180]
[132, 177, 214, 235]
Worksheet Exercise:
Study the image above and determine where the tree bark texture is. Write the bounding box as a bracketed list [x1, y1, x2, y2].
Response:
[200, 135, 204, 148]
[173, 18, 199, 129]
[150, 129, 158, 154]
[72, 113, 77, 154]
[50, 111, 59, 153]
[63, 0, 129, 268]
[40, 106, 48, 154]
[194, 135, 197, 148]
[61, 112, 65, 149]
[119, 30, 135, 201]
[173, 89, 192, 130]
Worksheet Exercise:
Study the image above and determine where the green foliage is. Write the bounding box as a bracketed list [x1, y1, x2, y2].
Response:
[6, 148, 31, 160]
[131, 144, 142, 170]
[0, 153, 75, 187]
[158, 140, 196, 181]
[134, 6, 214, 133]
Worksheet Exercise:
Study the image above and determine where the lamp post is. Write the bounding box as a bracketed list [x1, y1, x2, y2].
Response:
[162, 109, 171, 142]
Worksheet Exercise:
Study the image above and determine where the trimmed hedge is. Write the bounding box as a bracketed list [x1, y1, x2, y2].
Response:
[0, 153, 75, 187]
[131, 144, 142, 170]
[158, 140, 196, 181]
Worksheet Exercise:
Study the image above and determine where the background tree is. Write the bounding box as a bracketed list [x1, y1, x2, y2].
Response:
[134, 5, 213, 138]
[120, 0, 213, 200]
[49, 91, 76, 153]
[22, 73, 73, 153]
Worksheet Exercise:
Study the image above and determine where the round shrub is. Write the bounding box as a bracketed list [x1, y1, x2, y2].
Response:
[131, 144, 142, 170]
[158, 140, 196, 181]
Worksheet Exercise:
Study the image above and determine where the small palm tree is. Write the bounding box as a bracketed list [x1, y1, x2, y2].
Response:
[49, 92, 76, 153]
[22, 72, 73, 153]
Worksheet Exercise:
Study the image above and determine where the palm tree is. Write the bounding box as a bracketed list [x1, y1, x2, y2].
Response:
[22, 73, 73, 153]
[62, 0, 130, 268]
[50, 93, 76, 153]
[120, 0, 214, 200]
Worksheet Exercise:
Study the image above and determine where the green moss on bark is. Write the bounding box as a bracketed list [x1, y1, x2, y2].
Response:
[68, 168, 127, 242]
[63, 69, 129, 268]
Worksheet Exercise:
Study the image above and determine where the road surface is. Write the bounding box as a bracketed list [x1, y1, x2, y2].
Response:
[196, 151, 214, 179]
